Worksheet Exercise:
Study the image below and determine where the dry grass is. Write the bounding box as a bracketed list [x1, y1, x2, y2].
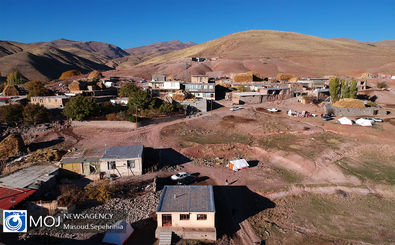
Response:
[333, 98, 365, 108]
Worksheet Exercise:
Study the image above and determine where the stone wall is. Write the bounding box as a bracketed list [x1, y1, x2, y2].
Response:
[71, 120, 138, 128]
[173, 99, 208, 113]
[324, 104, 387, 116]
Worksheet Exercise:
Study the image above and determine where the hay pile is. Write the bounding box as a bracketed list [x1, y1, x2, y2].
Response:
[333, 98, 365, 108]
[2, 85, 20, 96]
[233, 71, 263, 82]
[0, 134, 26, 160]
[68, 81, 82, 92]
[88, 70, 103, 79]
[26, 148, 64, 162]
[276, 73, 298, 82]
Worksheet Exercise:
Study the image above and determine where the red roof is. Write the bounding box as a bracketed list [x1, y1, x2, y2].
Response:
[0, 98, 10, 101]
[0, 186, 36, 210]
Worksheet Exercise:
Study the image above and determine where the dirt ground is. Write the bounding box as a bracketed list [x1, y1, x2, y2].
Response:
[28, 96, 395, 244]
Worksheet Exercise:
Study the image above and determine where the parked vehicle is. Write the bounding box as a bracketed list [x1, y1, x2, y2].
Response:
[321, 114, 333, 121]
[171, 172, 191, 181]
[177, 175, 197, 185]
[267, 108, 280, 112]
[230, 107, 243, 111]
[372, 118, 383, 122]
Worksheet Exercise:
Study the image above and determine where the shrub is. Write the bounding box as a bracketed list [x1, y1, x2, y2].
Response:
[24, 81, 54, 99]
[6, 71, 24, 85]
[63, 95, 99, 121]
[0, 104, 24, 124]
[128, 90, 155, 112]
[23, 104, 49, 125]
[377, 82, 387, 89]
[119, 83, 140, 97]
[128, 115, 137, 122]
[159, 102, 174, 115]
[59, 70, 81, 80]
[84, 181, 113, 202]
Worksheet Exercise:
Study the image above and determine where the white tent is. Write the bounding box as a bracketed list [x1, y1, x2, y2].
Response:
[227, 159, 249, 171]
[338, 117, 353, 125]
[102, 220, 134, 245]
[355, 118, 373, 127]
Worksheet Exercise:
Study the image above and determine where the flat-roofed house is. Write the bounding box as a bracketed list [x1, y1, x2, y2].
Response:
[100, 145, 144, 177]
[184, 83, 215, 100]
[155, 185, 216, 241]
[191, 75, 209, 83]
[31, 96, 69, 109]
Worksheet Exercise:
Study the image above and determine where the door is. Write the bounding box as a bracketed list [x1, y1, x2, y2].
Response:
[162, 214, 172, 227]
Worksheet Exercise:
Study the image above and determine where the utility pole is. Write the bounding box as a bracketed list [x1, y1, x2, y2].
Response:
[136, 104, 138, 127]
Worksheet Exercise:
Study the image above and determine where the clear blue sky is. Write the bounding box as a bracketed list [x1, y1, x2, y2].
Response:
[1, 0, 394, 49]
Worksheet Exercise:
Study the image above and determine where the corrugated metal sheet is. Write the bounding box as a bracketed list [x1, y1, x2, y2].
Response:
[0, 186, 36, 210]
[157, 185, 215, 213]
[102, 145, 143, 159]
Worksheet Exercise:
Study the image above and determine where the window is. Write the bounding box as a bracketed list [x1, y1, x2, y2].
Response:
[180, 214, 190, 220]
[107, 161, 116, 170]
[197, 214, 207, 220]
[162, 214, 172, 226]
[127, 160, 135, 168]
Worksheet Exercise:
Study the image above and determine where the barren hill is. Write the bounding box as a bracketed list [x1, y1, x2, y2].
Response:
[0, 41, 111, 81]
[113, 40, 196, 69]
[32, 39, 129, 60]
[128, 30, 395, 78]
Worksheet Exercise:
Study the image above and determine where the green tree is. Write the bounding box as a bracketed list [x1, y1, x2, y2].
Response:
[23, 104, 49, 125]
[127, 90, 154, 114]
[159, 102, 175, 115]
[119, 83, 140, 97]
[349, 80, 358, 99]
[377, 81, 387, 89]
[24, 81, 54, 99]
[0, 104, 24, 124]
[329, 77, 341, 102]
[6, 71, 23, 85]
[64, 95, 99, 121]
[340, 79, 350, 98]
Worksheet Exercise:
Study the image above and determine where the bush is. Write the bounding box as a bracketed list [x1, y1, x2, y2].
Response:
[159, 102, 174, 115]
[0, 104, 24, 124]
[83, 181, 113, 202]
[23, 104, 49, 125]
[64, 95, 99, 121]
[128, 90, 155, 112]
[128, 115, 137, 122]
[24, 81, 54, 99]
[6, 71, 24, 85]
[119, 83, 140, 97]
[59, 70, 81, 80]
[377, 82, 387, 89]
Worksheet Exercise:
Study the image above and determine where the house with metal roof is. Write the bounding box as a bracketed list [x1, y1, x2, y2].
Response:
[100, 145, 144, 177]
[155, 185, 216, 242]
[0, 165, 59, 197]
[59, 148, 102, 176]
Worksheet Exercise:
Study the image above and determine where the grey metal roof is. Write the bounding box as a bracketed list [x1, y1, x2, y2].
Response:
[101, 145, 144, 159]
[157, 185, 215, 213]
[0, 165, 58, 189]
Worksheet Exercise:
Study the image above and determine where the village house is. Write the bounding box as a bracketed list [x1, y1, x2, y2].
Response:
[155, 185, 216, 242]
[31, 95, 69, 109]
[0, 165, 59, 197]
[147, 81, 184, 97]
[184, 83, 215, 100]
[59, 148, 102, 176]
[191, 75, 209, 83]
[100, 145, 144, 177]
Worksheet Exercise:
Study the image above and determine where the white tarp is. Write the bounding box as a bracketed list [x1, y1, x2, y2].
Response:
[355, 118, 373, 127]
[102, 220, 134, 245]
[338, 117, 353, 125]
[228, 159, 249, 171]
